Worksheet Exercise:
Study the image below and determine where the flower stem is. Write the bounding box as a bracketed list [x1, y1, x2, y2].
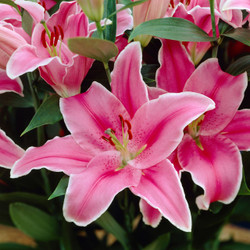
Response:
[103, 61, 111, 83]
[209, 0, 217, 39]
[95, 21, 103, 39]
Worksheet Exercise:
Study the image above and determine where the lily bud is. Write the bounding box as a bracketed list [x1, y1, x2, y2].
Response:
[77, 0, 104, 22]
[0, 26, 27, 70]
[133, 0, 170, 47]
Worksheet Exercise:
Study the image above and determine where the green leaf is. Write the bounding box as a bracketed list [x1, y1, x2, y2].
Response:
[219, 241, 250, 250]
[222, 28, 250, 46]
[22, 9, 33, 36]
[226, 55, 250, 78]
[0, 0, 21, 14]
[143, 233, 170, 250]
[238, 172, 250, 195]
[9, 202, 60, 241]
[21, 94, 62, 136]
[103, 0, 116, 42]
[95, 211, 129, 249]
[0, 192, 49, 210]
[48, 176, 69, 200]
[129, 17, 216, 42]
[68, 37, 118, 62]
[0, 243, 36, 250]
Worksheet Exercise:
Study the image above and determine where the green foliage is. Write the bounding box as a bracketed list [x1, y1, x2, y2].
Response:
[129, 17, 217, 42]
[222, 28, 250, 46]
[68, 37, 118, 62]
[21, 95, 62, 136]
[143, 233, 170, 250]
[9, 202, 60, 241]
[48, 176, 69, 200]
[22, 10, 33, 36]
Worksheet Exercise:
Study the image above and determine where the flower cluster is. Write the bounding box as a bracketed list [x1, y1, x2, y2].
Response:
[0, 0, 249, 248]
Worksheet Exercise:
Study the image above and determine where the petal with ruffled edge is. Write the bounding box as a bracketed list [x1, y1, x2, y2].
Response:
[129, 92, 215, 169]
[6, 45, 54, 79]
[222, 109, 250, 151]
[178, 134, 242, 210]
[139, 199, 162, 228]
[222, 0, 250, 11]
[63, 151, 141, 226]
[15, 0, 44, 23]
[131, 160, 191, 232]
[60, 82, 131, 155]
[184, 59, 247, 136]
[156, 39, 195, 93]
[11, 135, 92, 178]
[116, 4, 133, 36]
[0, 129, 24, 169]
[111, 42, 148, 118]
[0, 69, 23, 95]
[147, 86, 167, 100]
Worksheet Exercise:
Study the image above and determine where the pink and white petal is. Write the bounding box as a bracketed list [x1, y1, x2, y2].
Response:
[131, 160, 191, 232]
[0, 129, 24, 169]
[6, 45, 54, 79]
[11, 135, 91, 178]
[139, 199, 162, 228]
[0, 69, 23, 95]
[61, 55, 94, 97]
[178, 134, 242, 210]
[48, 1, 81, 32]
[168, 149, 182, 174]
[0, 4, 21, 22]
[184, 58, 248, 135]
[222, 109, 250, 151]
[156, 39, 195, 93]
[116, 4, 133, 36]
[60, 82, 130, 155]
[111, 42, 148, 118]
[63, 151, 141, 226]
[146, 86, 167, 100]
[129, 92, 215, 169]
[222, 0, 250, 11]
[15, 0, 45, 23]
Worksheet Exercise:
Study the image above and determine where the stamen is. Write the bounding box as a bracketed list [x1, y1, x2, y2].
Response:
[58, 25, 64, 40]
[170, 0, 174, 7]
[50, 32, 55, 46]
[128, 130, 133, 140]
[54, 26, 60, 46]
[108, 137, 115, 146]
[119, 114, 124, 127]
[124, 120, 131, 130]
[41, 29, 47, 48]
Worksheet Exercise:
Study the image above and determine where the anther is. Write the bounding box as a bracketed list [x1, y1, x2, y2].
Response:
[128, 130, 133, 140]
[57, 25, 64, 40]
[41, 29, 47, 48]
[53, 26, 59, 46]
[50, 32, 55, 46]
[119, 114, 124, 127]
[124, 120, 131, 130]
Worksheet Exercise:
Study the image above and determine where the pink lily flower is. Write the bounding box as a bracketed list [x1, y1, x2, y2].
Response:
[167, 1, 220, 64]
[0, 25, 27, 95]
[6, 1, 94, 98]
[156, 39, 249, 210]
[216, 0, 250, 27]
[0, 129, 24, 169]
[11, 42, 215, 231]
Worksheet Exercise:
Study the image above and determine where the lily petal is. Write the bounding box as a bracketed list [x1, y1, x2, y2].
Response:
[60, 82, 130, 155]
[184, 58, 248, 135]
[63, 151, 141, 226]
[222, 109, 250, 151]
[139, 199, 162, 228]
[11, 135, 91, 178]
[178, 134, 242, 210]
[156, 39, 195, 93]
[129, 92, 215, 169]
[111, 42, 148, 118]
[0, 129, 24, 169]
[0, 69, 23, 95]
[131, 160, 192, 232]
[6, 45, 54, 79]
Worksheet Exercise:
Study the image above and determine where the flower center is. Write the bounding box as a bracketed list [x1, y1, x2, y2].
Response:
[187, 114, 204, 150]
[40, 21, 64, 59]
[101, 115, 147, 170]
[170, 0, 191, 8]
